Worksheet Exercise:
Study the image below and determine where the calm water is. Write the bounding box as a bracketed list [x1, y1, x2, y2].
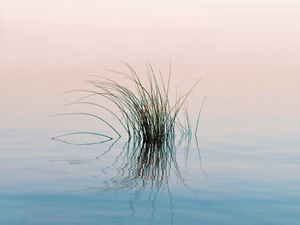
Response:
[1, 1, 300, 224]
[1, 70, 300, 225]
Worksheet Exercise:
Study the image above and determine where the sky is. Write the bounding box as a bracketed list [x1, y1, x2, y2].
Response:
[0, 0, 300, 137]
[1, 0, 300, 68]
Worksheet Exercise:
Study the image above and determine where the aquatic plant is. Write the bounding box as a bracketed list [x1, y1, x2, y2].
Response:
[53, 63, 202, 149]
[83, 63, 200, 148]
[53, 63, 204, 171]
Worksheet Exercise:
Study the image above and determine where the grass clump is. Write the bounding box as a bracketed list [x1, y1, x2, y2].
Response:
[52, 63, 205, 192]
[86, 63, 200, 149]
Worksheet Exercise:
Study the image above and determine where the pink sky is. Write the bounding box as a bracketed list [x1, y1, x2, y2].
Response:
[1, 0, 300, 68]
[0, 0, 300, 137]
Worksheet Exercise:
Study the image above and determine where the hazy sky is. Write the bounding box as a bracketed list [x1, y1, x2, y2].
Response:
[0, 0, 300, 136]
[1, 0, 300, 69]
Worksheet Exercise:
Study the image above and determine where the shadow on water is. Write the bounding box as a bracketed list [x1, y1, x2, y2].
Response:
[51, 63, 205, 224]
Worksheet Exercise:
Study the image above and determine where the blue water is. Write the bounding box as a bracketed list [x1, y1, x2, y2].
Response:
[1, 128, 299, 225]
[2, 190, 299, 225]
